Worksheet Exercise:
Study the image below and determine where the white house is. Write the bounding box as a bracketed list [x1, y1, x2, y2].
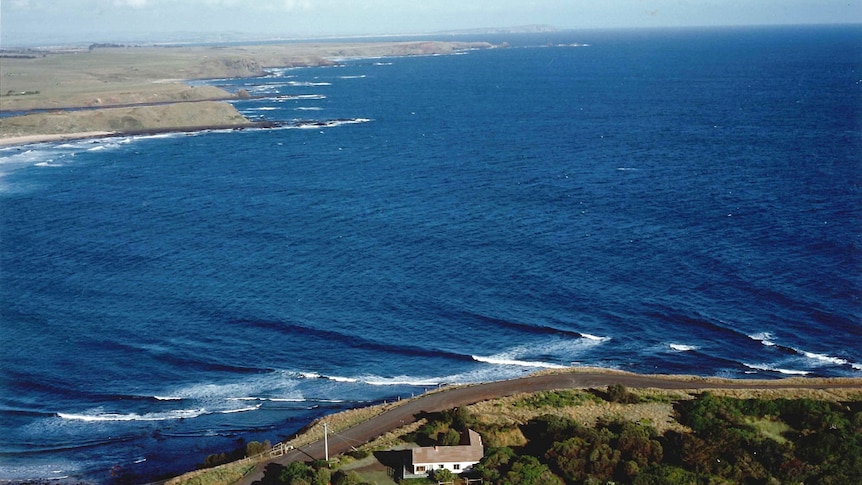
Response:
[406, 429, 484, 478]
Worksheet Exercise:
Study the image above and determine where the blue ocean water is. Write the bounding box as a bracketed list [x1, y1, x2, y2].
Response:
[1, 26, 860, 482]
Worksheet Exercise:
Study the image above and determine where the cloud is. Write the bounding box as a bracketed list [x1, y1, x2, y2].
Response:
[114, 0, 149, 7]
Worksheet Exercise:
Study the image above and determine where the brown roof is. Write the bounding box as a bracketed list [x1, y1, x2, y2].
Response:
[411, 430, 484, 465]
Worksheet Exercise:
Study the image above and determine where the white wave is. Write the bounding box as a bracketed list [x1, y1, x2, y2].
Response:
[616, 167, 638, 171]
[581, 333, 610, 342]
[295, 107, 323, 111]
[294, 118, 372, 129]
[748, 332, 776, 346]
[669, 343, 698, 352]
[153, 395, 182, 401]
[362, 376, 442, 387]
[472, 355, 568, 369]
[287, 81, 332, 86]
[800, 351, 849, 366]
[57, 408, 207, 422]
[300, 372, 322, 379]
[742, 363, 809, 376]
[165, 370, 302, 403]
[326, 375, 359, 383]
[374, 62, 393, 66]
[219, 404, 261, 414]
[852, 363, 862, 371]
[339, 75, 367, 79]
[281, 94, 327, 100]
[246, 107, 279, 111]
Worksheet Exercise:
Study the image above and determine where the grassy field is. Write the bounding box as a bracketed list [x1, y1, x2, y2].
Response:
[0, 41, 493, 112]
[0, 41, 493, 143]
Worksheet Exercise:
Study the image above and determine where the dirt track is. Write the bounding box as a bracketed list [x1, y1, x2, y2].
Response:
[232, 371, 861, 485]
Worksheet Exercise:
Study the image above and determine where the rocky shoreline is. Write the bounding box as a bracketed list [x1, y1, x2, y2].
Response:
[0, 41, 496, 146]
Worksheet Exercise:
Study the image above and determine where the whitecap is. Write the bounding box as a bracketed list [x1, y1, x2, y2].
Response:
[748, 332, 776, 346]
[361, 376, 442, 387]
[669, 343, 698, 352]
[581, 333, 610, 342]
[800, 351, 849, 366]
[326, 375, 359, 383]
[339, 75, 367, 79]
[742, 363, 809, 376]
[57, 408, 207, 422]
[219, 404, 261, 414]
[472, 355, 567, 369]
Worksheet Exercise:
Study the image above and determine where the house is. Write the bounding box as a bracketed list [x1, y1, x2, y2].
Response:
[404, 429, 484, 478]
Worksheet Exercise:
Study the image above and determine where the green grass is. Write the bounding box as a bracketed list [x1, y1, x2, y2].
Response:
[746, 417, 791, 444]
[512, 389, 600, 409]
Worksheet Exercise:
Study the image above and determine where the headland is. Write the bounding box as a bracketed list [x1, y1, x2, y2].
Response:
[0, 41, 495, 146]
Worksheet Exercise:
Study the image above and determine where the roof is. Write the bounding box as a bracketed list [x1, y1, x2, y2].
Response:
[411, 429, 484, 465]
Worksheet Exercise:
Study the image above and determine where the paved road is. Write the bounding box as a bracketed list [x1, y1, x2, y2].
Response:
[235, 372, 861, 485]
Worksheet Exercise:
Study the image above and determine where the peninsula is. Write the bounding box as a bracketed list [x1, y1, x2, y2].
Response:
[0, 41, 495, 145]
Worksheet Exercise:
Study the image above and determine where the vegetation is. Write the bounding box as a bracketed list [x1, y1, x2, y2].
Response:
[461, 387, 862, 485]
[512, 390, 601, 409]
[164, 383, 861, 485]
[198, 440, 272, 470]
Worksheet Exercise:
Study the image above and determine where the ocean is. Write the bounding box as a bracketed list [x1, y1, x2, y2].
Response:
[1, 25, 860, 482]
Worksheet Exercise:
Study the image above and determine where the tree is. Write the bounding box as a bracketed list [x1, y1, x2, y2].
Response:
[312, 467, 331, 485]
[440, 428, 462, 446]
[476, 447, 516, 482]
[247, 440, 271, 457]
[433, 468, 456, 483]
[331, 470, 362, 485]
[502, 456, 563, 485]
[279, 461, 312, 484]
[546, 437, 589, 483]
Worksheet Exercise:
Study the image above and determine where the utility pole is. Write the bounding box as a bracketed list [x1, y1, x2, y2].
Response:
[323, 422, 329, 462]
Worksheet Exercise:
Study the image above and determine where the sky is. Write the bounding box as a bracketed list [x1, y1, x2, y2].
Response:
[2, 0, 861, 46]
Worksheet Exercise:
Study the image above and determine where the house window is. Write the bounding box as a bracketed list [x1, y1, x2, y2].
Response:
[416, 466, 425, 473]
[438, 465, 444, 469]
[454, 464, 460, 470]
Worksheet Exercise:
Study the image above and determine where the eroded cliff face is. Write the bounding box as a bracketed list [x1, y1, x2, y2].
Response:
[0, 101, 252, 138]
[194, 56, 265, 78]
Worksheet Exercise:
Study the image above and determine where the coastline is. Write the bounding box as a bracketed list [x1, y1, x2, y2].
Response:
[0, 40, 496, 147]
[0, 131, 117, 147]
[173, 368, 862, 485]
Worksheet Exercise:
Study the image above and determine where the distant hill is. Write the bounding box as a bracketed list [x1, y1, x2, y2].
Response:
[435, 24, 559, 35]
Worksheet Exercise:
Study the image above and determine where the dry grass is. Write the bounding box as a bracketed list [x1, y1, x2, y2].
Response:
[282, 400, 410, 450]
[0, 101, 251, 137]
[467, 389, 692, 436]
[1, 42, 492, 112]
